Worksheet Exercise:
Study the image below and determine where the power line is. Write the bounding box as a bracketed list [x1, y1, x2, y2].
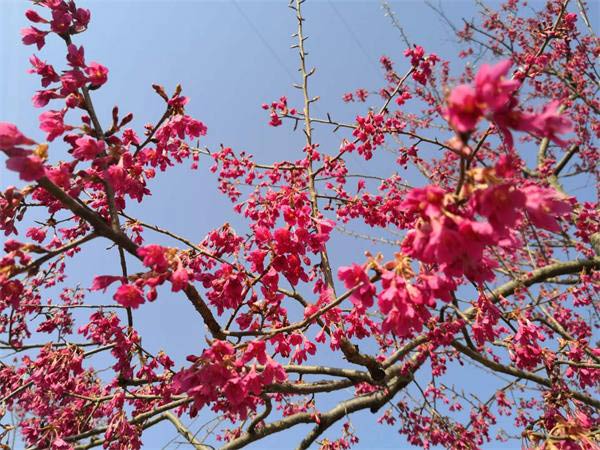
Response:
[232, 1, 297, 83]
[327, 0, 382, 77]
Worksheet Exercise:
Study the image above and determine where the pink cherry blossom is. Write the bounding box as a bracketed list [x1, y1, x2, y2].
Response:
[529, 100, 573, 146]
[72, 135, 105, 160]
[473, 183, 526, 233]
[378, 270, 431, 337]
[338, 264, 375, 309]
[0, 122, 36, 150]
[522, 185, 572, 232]
[474, 59, 519, 111]
[32, 89, 62, 108]
[28, 55, 60, 87]
[113, 283, 145, 308]
[21, 27, 47, 50]
[25, 10, 48, 24]
[90, 275, 125, 292]
[170, 264, 189, 292]
[50, 9, 73, 33]
[66, 44, 85, 68]
[445, 84, 482, 133]
[73, 7, 91, 31]
[5, 153, 46, 182]
[39, 110, 69, 141]
[85, 62, 109, 87]
[60, 69, 87, 95]
[137, 244, 170, 272]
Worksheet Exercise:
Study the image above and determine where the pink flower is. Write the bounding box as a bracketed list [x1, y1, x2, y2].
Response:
[378, 270, 431, 337]
[73, 8, 91, 31]
[420, 217, 464, 264]
[338, 264, 375, 310]
[28, 55, 60, 87]
[510, 320, 545, 370]
[65, 93, 81, 109]
[41, 0, 63, 8]
[32, 89, 62, 108]
[0, 123, 36, 150]
[242, 340, 268, 364]
[25, 10, 48, 24]
[402, 208, 497, 283]
[39, 110, 68, 141]
[21, 27, 47, 50]
[474, 59, 519, 112]
[446, 84, 482, 133]
[137, 244, 170, 272]
[473, 183, 526, 232]
[60, 70, 87, 95]
[401, 185, 447, 220]
[85, 62, 109, 87]
[72, 135, 105, 160]
[26, 227, 47, 243]
[51, 437, 73, 450]
[455, 219, 496, 261]
[355, 88, 369, 102]
[522, 185, 571, 232]
[170, 265, 189, 292]
[122, 129, 140, 146]
[489, 98, 525, 148]
[5, 153, 46, 182]
[50, 9, 72, 34]
[528, 101, 573, 146]
[90, 275, 125, 292]
[66, 44, 85, 68]
[184, 117, 208, 138]
[168, 95, 189, 109]
[268, 111, 282, 127]
[113, 283, 145, 309]
[202, 263, 246, 314]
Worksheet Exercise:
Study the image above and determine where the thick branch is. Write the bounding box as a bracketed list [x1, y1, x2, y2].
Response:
[465, 257, 600, 320]
[221, 375, 410, 450]
[452, 341, 600, 409]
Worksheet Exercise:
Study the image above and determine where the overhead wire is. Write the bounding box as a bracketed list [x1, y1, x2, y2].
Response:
[232, 0, 297, 83]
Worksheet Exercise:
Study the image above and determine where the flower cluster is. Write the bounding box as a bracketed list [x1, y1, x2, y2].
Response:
[262, 96, 296, 127]
[23, 2, 109, 111]
[445, 60, 572, 147]
[351, 113, 386, 160]
[401, 161, 571, 283]
[0, 122, 46, 181]
[173, 340, 286, 420]
[404, 46, 440, 85]
[338, 256, 456, 338]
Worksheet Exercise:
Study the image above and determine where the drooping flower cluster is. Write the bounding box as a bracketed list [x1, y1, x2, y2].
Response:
[400, 160, 571, 283]
[445, 60, 572, 147]
[173, 340, 286, 420]
[338, 255, 457, 338]
[0, 122, 46, 181]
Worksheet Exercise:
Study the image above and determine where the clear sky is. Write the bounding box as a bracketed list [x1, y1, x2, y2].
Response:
[1, 1, 557, 449]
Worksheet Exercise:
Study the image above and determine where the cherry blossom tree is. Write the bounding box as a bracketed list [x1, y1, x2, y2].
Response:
[1, 0, 598, 449]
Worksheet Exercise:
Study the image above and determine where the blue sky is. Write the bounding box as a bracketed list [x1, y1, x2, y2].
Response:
[0, 1, 563, 449]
